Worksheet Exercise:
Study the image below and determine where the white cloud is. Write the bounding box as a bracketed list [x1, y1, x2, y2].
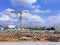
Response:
[48, 13, 60, 24]
[5, 8, 14, 11]
[0, 13, 17, 22]
[22, 12, 44, 23]
[31, 9, 52, 13]
[0, 8, 45, 27]
[32, 5, 40, 9]
[0, 8, 18, 22]
[10, 0, 37, 7]
[21, 11, 45, 27]
[3, 8, 18, 18]
[23, 9, 52, 13]
[23, 9, 60, 27]
[32, 6, 36, 8]
[22, 10, 60, 27]
[0, 15, 13, 21]
[42, 13, 60, 27]
[22, 11, 60, 27]
[1, 8, 60, 27]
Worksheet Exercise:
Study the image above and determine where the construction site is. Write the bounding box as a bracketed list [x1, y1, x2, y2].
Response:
[0, 11, 60, 42]
[0, 30, 60, 42]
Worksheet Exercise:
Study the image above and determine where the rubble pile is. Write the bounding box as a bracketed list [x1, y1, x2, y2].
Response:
[0, 31, 60, 42]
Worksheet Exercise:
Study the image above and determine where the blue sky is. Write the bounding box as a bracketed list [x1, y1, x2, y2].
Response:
[0, 0, 60, 27]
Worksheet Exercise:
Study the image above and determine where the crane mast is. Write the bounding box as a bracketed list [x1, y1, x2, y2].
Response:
[20, 12, 22, 32]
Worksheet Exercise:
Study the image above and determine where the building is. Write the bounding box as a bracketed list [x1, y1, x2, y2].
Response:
[0, 25, 4, 30]
[4, 26, 8, 30]
[8, 25, 16, 30]
[54, 26, 60, 30]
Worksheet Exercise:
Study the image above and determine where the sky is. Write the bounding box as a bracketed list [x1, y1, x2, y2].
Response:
[0, 0, 60, 27]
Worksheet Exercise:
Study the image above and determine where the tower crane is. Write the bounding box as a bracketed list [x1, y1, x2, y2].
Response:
[10, 10, 50, 32]
[10, 11, 28, 32]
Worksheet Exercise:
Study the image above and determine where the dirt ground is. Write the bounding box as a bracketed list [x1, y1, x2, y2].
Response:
[0, 32, 60, 42]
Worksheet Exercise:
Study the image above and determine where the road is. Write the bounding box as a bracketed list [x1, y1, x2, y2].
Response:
[0, 42, 59, 45]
